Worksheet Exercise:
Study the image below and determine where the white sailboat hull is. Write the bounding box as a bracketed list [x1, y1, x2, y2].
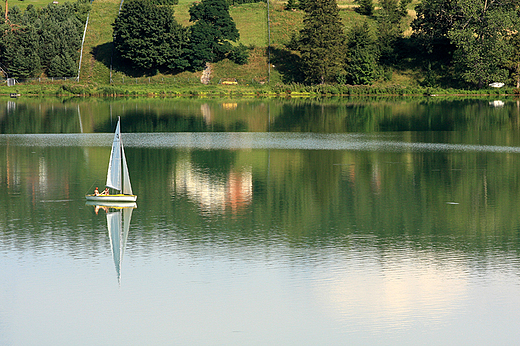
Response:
[86, 194, 137, 202]
[85, 200, 137, 208]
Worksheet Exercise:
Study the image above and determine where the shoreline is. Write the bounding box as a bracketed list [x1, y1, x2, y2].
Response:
[0, 81, 517, 98]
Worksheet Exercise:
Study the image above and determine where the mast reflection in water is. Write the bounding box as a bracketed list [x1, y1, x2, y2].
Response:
[87, 202, 136, 284]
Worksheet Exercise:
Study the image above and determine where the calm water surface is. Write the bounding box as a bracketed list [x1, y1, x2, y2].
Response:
[1, 97, 520, 345]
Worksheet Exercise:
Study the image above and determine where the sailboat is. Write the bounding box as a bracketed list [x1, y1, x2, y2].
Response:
[86, 117, 137, 202]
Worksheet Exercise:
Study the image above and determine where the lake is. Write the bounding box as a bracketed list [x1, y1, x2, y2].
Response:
[1, 96, 520, 345]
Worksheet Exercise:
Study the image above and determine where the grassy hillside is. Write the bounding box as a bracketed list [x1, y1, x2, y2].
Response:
[9, 0, 424, 89]
[8, 0, 56, 11]
[79, 0, 121, 84]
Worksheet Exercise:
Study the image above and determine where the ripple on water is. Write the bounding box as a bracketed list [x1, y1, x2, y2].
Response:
[4, 132, 520, 154]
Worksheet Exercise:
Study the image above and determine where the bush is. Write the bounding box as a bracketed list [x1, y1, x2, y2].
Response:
[228, 44, 249, 65]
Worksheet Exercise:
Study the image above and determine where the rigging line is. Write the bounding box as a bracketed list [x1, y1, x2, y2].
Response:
[84, 181, 98, 196]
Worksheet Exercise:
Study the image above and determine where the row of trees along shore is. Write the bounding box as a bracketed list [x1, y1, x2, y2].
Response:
[290, 0, 520, 89]
[1, 0, 520, 89]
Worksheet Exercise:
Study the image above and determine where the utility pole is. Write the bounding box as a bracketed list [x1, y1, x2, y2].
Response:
[267, 0, 270, 83]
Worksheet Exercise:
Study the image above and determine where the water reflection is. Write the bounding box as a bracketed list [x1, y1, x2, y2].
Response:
[1, 96, 520, 135]
[315, 248, 469, 331]
[87, 201, 136, 284]
[173, 158, 252, 215]
[2, 98, 520, 344]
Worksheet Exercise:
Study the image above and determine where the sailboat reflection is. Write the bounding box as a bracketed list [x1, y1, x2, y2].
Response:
[87, 201, 137, 284]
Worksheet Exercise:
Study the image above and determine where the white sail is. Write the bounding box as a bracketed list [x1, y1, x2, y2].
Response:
[106, 120, 122, 191]
[121, 143, 133, 195]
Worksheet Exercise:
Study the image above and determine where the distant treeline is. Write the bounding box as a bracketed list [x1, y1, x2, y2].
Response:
[287, 0, 520, 89]
[0, 0, 90, 79]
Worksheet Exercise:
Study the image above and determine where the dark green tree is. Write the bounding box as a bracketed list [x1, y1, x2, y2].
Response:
[0, 0, 87, 78]
[448, 0, 517, 87]
[113, 0, 189, 71]
[228, 43, 249, 65]
[346, 21, 380, 85]
[188, 0, 240, 70]
[48, 53, 77, 77]
[412, 0, 455, 55]
[0, 26, 42, 78]
[295, 0, 346, 84]
[506, 32, 520, 88]
[412, 0, 518, 88]
[286, 0, 298, 11]
[354, 0, 374, 16]
[376, 0, 411, 64]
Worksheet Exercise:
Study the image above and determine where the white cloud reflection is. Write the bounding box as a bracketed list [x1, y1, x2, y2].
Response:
[314, 250, 469, 332]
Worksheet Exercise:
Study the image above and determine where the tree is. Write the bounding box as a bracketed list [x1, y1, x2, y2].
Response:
[295, 0, 346, 84]
[346, 21, 381, 85]
[0, 0, 87, 78]
[412, 0, 519, 88]
[188, 0, 240, 70]
[0, 25, 41, 78]
[48, 53, 77, 77]
[412, 0, 455, 55]
[113, 0, 189, 71]
[286, 0, 298, 11]
[354, 0, 374, 16]
[448, 0, 517, 87]
[376, 0, 411, 64]
[506, 32, 520, 88]
[228, 43, 249, 65]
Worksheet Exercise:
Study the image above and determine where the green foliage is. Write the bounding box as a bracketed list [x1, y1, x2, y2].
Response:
[413, 0, 519, 88]
[506, 32, 520, 88]
[97, 86, 126, 96]
[228, 43, 249, 65]
[376, 0, 411, 64]
[188, 0, 240, 70]
[113, 0, 189, 72]
[226, 0, 265, 3]
[295, 0, 347, 84]
[448, 0, 517, 87]
[285, 0, 298, 11]
[0, 0, 88, 78]
[354, 0, 374, 16]
[346, 21, 381, 85]
[48, 53, 77, 77]
[149, 0, 178, 4]
[56, 84, 91, 95]
[412, 0, 455, 66]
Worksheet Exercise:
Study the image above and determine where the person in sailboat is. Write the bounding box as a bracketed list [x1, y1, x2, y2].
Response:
[102, 188, 109, 195]
[94, 187, 100, 196]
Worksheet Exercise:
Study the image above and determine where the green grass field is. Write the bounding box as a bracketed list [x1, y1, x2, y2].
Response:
[8, 0, 55, 11]
[7, 0, 425, 90]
